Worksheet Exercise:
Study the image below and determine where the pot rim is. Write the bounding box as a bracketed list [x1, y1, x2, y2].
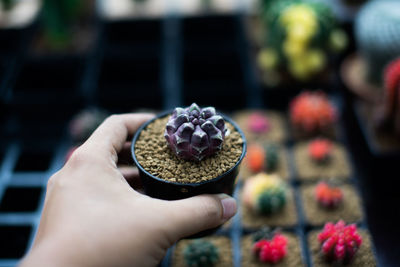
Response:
[131, 109, 247, 187]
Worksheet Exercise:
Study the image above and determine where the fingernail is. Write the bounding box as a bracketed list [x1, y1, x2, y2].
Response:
[218, 194, 237, 220]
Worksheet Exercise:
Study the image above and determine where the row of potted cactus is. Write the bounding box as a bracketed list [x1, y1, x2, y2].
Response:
[173, 221, 368, 266]
[227, 88, 374, 265]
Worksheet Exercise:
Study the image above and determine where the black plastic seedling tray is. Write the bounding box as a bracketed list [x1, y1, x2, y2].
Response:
[160, 97, 379, 267]
[0, 11, 397, 267]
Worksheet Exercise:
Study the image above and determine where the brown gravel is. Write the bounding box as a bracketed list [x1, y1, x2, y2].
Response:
[240, 144, 290, 181]
[241, 233, 305, 267]
[301, 184, 363, 226]
[308, 230, 376, 267]
[241, 188, 298, 228]
[172, 236, 233, 267]
[134, 116, 244, 184]
[233, 111, 287, 143]
[294, 142, 351, 181]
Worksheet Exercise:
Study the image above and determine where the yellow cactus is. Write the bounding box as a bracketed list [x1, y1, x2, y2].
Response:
[283, 39, 306, 58]
[287, 24, 312, 43]
[242, 173, 284, 207]
[280, 4, 317, 38]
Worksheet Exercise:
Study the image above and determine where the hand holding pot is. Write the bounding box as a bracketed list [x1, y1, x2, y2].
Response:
[19, 114, 237, 267]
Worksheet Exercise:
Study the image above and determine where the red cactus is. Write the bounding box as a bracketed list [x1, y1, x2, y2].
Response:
[290, 91, 337, 135]
[375, 58, 400, 135]
[315, 182, 343, 209]
[384, 58, 400, 97]
[247, 112, 271, 134]
[253, 233, 288, 264]
[318, 220, 362, 264]
[245, 144, 265, 173]
[308, 138, 333, 163]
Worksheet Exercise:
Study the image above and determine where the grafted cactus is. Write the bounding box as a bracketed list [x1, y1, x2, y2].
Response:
[318, 220, 362, 264]
[183, 239, 219, 267]
[246, 144, 265, 173]
[243, 173, 287, 215]
[290, 91, 337, 135]
[245, 144, 279, 173]
[308, 138, 333, 164]
[315, 182, 343, 209]
[252, 228, 288, 264]
[247, 112, 270, 134]
[164, 103, 226, 161]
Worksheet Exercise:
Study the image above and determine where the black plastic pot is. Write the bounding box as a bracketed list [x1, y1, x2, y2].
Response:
[131, 110, 246, 236]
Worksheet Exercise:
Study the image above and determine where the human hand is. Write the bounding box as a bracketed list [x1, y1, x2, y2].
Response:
[19, 114, 237, 267]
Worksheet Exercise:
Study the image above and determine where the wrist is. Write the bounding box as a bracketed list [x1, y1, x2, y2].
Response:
[19, 237, 90, 267]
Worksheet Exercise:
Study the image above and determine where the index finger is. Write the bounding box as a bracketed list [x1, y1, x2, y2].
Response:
[82, 113, 154, 164]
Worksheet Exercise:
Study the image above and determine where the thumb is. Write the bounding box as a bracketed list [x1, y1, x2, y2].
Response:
[164, 194, 237, 240]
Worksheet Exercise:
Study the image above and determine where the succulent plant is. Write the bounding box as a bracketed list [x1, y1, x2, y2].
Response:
[258, 0, 347, 81]
[315, 182, 343, 209]
[69, 108, 109, 144]
[41, 0, 86, 49]
[243, 173, 287, 215]
[245, 144, 279, 174]
[1, 0, 14, 11]
[265, 144, 279, 172]
[355, 0, 400, 85]
[246, 144, 265, 173]
[183, 239, 219, 267]
[308, 138, 333, 163]
[252, 227, 288, 264]
[318, 220, 363, 264]
[247, 112, 270, 134]
[374, 57, 400, 136]
[164, 103, 227, 161]
[290, 91, 337, 135]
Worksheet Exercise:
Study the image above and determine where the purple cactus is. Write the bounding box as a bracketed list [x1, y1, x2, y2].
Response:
[164, 103, 227, 161]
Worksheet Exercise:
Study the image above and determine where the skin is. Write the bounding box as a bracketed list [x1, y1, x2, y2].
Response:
[19, 113, 237, 267]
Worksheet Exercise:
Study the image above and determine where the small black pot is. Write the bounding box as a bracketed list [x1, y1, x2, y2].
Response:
[131, 110, 247, 237]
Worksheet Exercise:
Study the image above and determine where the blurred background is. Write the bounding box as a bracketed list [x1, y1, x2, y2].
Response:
[0, 0, 400, 266]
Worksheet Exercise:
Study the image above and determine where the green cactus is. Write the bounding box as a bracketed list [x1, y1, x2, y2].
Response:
[41, 0, 85, 49]
[264, 144, 279, 172]
[256, 184, 287, 215]
[1, 0, 14, 11]
[258, 0, 345, 81]
[183, 239, 219, 267]
[355, 0, 400, 85]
